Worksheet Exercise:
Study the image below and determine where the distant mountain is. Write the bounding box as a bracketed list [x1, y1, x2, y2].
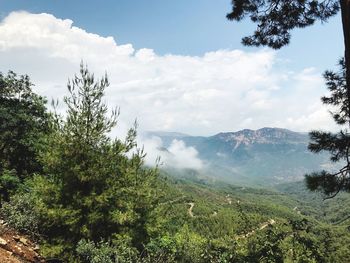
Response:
[145, 128, 335, 186]
[214, 128, 307, 145]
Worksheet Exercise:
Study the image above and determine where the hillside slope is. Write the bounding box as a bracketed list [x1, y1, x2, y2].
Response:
[152, 175, 350, 261]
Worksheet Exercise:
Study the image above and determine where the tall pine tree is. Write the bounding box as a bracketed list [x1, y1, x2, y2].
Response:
[33, 63, 159, 256]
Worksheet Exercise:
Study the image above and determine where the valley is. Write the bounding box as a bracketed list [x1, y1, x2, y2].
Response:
[150, 174, 350, 262]
[146, 128, 337, 186]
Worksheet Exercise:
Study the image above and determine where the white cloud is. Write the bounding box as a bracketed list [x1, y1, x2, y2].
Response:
[140, 136, 203, 170]
[0, 11, 337, 138]
[167, 139, 203, 169]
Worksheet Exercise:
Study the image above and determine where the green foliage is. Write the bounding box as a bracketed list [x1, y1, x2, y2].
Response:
[0, 191, 40, 236]
[305, 59, 350, 198]
[226, 0, 339, 49]
[276, 181, 350, 224]
[246, 226, 285, 263]
[30, 63, 159, 259]
[76, 239, 119, 263]
[1, 66, 349, 262]
[143, 236, 177, 262]
[0, 70, 50, 208]
[173, 224, 207, 262]
[0, 71, 49, 178]
[201, 237, 239, 263]
[146, 177, 350, 262]
[321, 59, 349, 125]
[0, 169, 21, 204]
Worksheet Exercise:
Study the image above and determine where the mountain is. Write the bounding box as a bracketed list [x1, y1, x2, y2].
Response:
[145, 128, 335, 186]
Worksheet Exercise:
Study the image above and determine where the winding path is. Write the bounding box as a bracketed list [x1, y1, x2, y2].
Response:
[188, 202, 195, 217]
[236, 219, 276, 239]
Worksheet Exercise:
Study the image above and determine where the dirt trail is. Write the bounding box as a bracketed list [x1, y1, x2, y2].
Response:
[236, 219, 276, 240]
[184, 194, 276, 239]
[188, 202, 195, 217]
[259, 219, 276, 230]
[226, 194, 232, 205]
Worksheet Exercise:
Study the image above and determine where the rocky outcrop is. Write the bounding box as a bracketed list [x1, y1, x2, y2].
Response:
[0, 220, 44, 262]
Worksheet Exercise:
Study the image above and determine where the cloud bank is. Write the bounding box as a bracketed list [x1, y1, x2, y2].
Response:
[0, 11, 335, 140]
[141, 137, 203, 170]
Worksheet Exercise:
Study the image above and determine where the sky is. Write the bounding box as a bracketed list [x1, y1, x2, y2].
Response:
[0, 0, 345, 139]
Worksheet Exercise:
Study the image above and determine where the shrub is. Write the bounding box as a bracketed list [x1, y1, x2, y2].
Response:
[0, 169, 21, 204]
[76, 239, 139, 263]
[0, 191, 40, 236]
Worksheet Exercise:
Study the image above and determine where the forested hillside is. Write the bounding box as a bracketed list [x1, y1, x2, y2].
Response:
[1, 67, 349, 262]
[150, 175, 350, 262]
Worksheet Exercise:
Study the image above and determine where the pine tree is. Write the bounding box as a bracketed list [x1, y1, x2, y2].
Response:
[34, 63, 159, 255]
[226, 1, 340, 49]
[226, 1, 350, 198]
[306, 59, 350, 198]
[227, 1, 350, 107]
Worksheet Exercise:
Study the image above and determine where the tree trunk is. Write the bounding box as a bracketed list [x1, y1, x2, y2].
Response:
[340, 0, 350, 126]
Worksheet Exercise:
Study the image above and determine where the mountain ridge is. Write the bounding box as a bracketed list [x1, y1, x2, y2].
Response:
[146, 127, 308, 141]
[212, 127, 308, 146]
[144, 127, 332, 186]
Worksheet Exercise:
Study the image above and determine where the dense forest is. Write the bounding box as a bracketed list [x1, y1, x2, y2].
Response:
[0, 65, 349, 262]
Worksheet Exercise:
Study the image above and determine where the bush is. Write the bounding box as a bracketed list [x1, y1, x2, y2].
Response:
[0, 169, 21, 204]
[76, 239, 117, 263]
[143, 236, 177, 262]
[76, 239, 139, 263]
[0, 191, 40, 236]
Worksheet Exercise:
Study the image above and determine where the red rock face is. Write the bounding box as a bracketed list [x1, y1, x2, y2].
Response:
[0, 221, 45, 262]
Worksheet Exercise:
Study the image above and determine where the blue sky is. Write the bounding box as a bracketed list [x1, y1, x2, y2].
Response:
[0, 0, 344, 70]
[0, 0, 344, 138]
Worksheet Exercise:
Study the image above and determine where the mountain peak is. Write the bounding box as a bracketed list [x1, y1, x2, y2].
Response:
[214, 127, 307, 145]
